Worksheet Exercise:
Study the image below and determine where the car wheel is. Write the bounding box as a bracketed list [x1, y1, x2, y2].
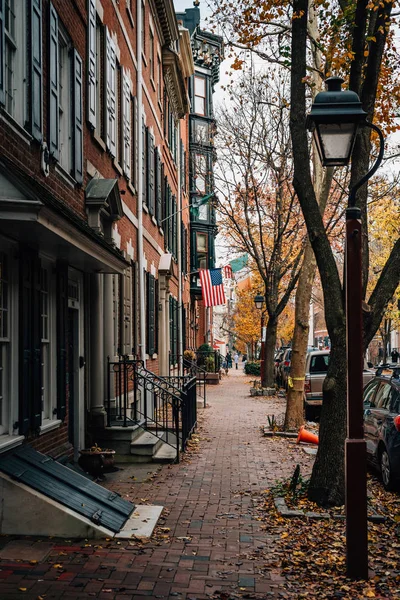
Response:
[305, 405, 313, 422]
[379, 447, 396, 491]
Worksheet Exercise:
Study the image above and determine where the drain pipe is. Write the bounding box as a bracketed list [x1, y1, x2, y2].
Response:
[177, 121, 183, 373]
[137, 0, 146, 364]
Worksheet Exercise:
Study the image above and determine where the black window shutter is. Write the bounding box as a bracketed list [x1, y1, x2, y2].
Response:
[142, 120, 146, 202]
[162, 174, 167, 228]
[155, 279, 159, 354]
[168, 191, 173, 254]
[182, 307, 186, 353]
[169, 297, 173, 358]
[31, 256, 42, 431]
[29, 0, 43, 141]
[156, 152, 162, 224]
[0, 0, 4, 106]
[149, 135, 155, 215]
[145, 127, 151, 210]
[145, 271, 149, 355]
[19, 249, 41, 435]
[56, 262, 68, 422]
[72, 49, 83, 183]
[181, 223, 186, 275]
[48, 2, 59, 157]
[180, 140, 184, 189]
[148, 274, 155, 355]
[173, 299, 178, 359]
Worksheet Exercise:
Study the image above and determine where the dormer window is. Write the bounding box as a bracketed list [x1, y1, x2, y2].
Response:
[85, 178, 123, 244]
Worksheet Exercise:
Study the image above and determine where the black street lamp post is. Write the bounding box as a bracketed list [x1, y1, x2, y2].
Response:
[307, 77, 384, 580]
[254, 294, 266, 386]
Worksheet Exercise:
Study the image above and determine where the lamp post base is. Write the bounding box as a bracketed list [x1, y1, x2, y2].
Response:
[345, 437, 368, 579]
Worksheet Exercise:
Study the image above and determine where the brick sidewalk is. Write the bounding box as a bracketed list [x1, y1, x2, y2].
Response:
[0, 370, 314, 599]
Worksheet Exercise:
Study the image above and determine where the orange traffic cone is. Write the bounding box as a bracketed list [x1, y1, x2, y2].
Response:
[297, 425, 319, 445]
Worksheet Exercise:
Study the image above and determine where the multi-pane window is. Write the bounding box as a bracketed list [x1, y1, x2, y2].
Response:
[149, 29, 154, 81]
[157, 56, 161, 103]
[40, 266, 50, 420]
[195, 153, 207, 194]
[196, 233, 208, 269]
[95, 18, 103, 135]
[194, 76, 206, 115]
[4, 0, 25, 124]
[141, 1, 145, 55]
[58, 30, 72, 173]
[0, 253, 9, 435]
[198, 203, 209, 221]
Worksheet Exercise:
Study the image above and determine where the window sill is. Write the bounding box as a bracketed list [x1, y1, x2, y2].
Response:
[142, 53, 147, 67]
[55, 164, 77, 189]
[151, 216, 158, 226]
[126, 6, 134, 27]
[0, 111, 33, 146]
[92, 130, 106, 152]
[127, 181, 136, 196]
[143, 203, 149, 213]
[0, 434, 24, 454]
[150, 78, 156, 92]
[113, 159, 123, 176]
[158, 227, 164, 236]
[39, 419, 62, 435]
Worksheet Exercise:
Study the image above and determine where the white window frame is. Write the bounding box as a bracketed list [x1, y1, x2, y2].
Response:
[194, 76, 206, 116]
[39, 257, 57, 425]
[0, 239, 19, 443]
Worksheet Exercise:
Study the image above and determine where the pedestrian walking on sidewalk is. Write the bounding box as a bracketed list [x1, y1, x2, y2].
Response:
[234, 352, 239, 369]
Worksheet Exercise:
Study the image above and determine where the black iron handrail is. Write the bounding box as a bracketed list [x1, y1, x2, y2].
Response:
[106, 356, 197, 462]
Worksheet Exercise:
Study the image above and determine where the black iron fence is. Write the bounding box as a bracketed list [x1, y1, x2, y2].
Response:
[106, 356, 197, 461]
[169, 354, 208, 407]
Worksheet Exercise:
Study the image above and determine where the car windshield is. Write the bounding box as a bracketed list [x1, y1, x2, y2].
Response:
[310, 354, 330, 373]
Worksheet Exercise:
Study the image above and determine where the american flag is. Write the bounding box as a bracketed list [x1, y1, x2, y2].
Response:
[199, 268, 226, 307]
[224, 265, 233, 279]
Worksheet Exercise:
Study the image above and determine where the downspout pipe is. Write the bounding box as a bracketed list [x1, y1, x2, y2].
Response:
[137, 0, 146, 364]
[177, 121, 183, 372]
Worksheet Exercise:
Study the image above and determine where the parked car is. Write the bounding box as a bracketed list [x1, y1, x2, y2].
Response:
[281, 345, 318, 390]
[363, 365, 400, 490]
[274, 347, 289, 386]
[304, 350, 375, 420]
[279, 348, 292, 389]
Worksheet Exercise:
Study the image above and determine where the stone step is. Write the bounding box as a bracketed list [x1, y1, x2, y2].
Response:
[130, 431, 165, 457]
[153, 443, 177, 463]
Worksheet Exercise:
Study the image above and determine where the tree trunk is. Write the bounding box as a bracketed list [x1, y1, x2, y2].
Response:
[308, 334, 347, 506]
[284, 242, 316, 430]
[263, 316, 277, 387]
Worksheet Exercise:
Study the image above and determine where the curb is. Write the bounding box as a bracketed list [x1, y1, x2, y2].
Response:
[274, 496, 387, 522]
[263, 430, 298, 438]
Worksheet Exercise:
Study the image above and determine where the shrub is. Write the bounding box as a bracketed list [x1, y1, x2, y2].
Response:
[205, 355, 215, 373]
[245, 361, 261, 375]
[184, 349, 195, 362]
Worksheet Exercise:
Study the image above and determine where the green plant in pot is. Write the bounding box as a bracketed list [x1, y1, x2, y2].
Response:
[205, 355, 215, 373]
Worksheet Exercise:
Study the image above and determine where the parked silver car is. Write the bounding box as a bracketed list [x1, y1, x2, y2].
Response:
[304, 350, 375, 420]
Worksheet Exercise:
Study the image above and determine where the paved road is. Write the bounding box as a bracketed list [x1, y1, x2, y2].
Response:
[0, 368, 314, 599]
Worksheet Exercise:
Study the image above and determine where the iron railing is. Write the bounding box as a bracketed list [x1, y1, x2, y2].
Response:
[169, 354, 207, 407]
[106, 356, 197, 461]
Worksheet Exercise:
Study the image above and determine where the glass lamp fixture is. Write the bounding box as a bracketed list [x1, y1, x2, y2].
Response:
[254, 294, 265, 310]
[306, 77, 367, 167]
